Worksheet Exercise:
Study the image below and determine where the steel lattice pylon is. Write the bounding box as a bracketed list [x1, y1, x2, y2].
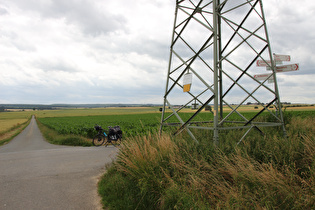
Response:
[160, 0, 286, 144]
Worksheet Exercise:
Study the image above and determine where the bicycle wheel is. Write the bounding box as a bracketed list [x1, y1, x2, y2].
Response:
[93, 134, 105, 146]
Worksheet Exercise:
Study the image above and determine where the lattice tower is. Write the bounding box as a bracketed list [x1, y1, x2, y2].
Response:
[160, 0, 286, 144]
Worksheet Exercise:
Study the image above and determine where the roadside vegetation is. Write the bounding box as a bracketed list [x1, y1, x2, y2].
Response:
[98, 111, 315, 209]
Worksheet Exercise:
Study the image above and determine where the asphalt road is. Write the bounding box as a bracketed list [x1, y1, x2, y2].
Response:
[0, 116, 118, 209]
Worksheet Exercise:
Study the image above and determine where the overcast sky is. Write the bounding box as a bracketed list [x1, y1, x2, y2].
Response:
[1, 0, 314, 104]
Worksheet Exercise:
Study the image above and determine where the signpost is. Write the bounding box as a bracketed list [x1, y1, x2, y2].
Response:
[257, 54, 299, 72]
[253, 73, 274, 83]
[255, 53, 299, 83]
[256, 60, 282, 67]
[275, 64, 299, 72]
[254, 73, 272, 80]
[274, 54, 290, 62]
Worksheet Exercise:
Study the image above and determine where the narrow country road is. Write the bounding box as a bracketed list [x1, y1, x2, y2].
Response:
[0, 116, 118, 209]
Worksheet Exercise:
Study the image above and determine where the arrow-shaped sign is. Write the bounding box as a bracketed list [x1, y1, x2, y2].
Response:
[253, 73, 274, 83]
[276, 64, 299, 72]
[253, 73, 272, 80]
[274, 54, 291, 62]
[256, 60, 283, 67]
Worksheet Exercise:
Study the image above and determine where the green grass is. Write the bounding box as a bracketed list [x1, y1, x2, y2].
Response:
[36, 113, 162, 138]
[35, 109, 295, 140]
[98, 111, 315, 209]
[36, 118, 93, 146]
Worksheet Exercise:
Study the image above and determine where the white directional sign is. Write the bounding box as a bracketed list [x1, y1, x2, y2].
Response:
[254, 73, 274, 83]
[256, 60, 271, 67]
[254, 73, 272, 81]
[255, 54, 298, 83]
[274, 54, 291, 62]
[276, 64, 299, 72]
[256, 60, 283, 67]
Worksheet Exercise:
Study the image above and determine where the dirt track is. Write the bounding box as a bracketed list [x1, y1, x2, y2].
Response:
[0, 116, 117, 209]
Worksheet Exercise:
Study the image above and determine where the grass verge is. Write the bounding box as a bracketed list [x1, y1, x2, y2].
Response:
[98, 113, 315, 209]
[36, 118, 93, 146]
[0, 117, 32, 146]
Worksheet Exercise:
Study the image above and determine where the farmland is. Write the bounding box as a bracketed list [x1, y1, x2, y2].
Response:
[0, 111, 33, 132]
[34, 108, 270, 141]
[0, 111, 33, 145]
[0, 107, 162, 145]
[35, 106, 315, 141]
[37, 113, 162, 138]
[2, 105, 315, 146]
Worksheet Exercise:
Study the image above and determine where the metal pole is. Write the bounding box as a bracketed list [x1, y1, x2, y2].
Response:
[213, 0, 219, 145]
[217, 0, 223, 120]
[160, 1, 178, 134]
[259, 0, 287, 137]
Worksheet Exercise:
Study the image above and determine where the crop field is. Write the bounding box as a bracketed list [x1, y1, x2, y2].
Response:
[1, 105, 314, 146]
[35, 106, 315, 140]
[37, 113, 163, 138]
[0, 111, 33, 145]
[0, 111, 33, 133]
[0, 119, 29, 132]
[35, 110, 262, 139]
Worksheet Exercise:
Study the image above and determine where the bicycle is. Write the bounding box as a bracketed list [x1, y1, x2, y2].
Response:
[93, 125, 122, 147]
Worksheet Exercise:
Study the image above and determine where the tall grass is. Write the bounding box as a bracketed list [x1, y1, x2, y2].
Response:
[99, 113, 315, 209]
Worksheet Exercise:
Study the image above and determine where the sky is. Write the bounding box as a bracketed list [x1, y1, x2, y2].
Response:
[1, 0, 314, 105]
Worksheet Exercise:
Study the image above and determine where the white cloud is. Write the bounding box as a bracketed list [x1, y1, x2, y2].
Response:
[0, 0, 314, 104]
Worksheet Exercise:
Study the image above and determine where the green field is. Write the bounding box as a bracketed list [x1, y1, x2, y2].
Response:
[35, 107, 315, 142]
[35, 109, 274, 142]
[2, 106, 315, 146]
[37, 113, 162, 138]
